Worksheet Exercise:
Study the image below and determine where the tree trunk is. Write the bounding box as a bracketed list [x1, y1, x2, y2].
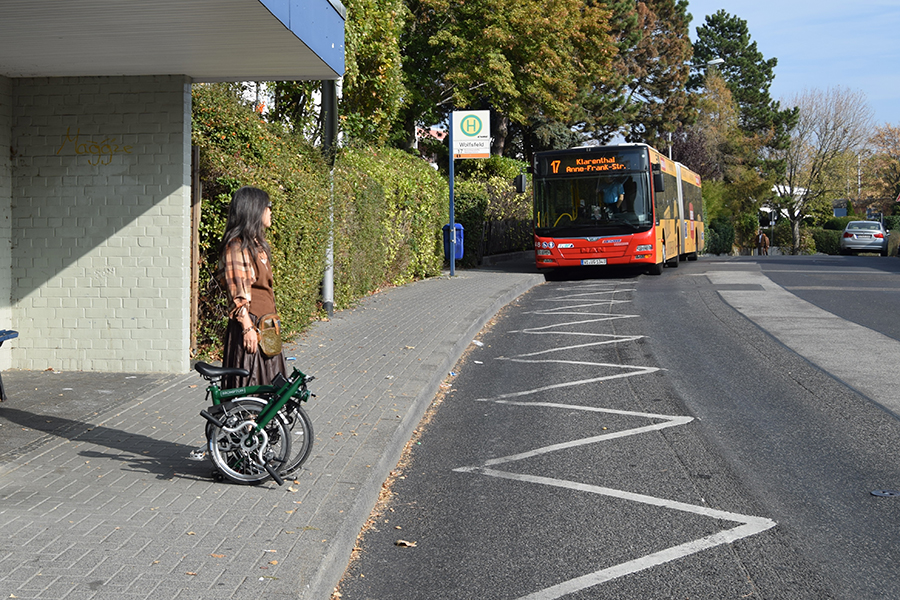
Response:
[491, 112, 509, 156]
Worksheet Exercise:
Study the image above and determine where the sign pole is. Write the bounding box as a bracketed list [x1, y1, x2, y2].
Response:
[448, 112, 456, 276]
[448, 109, 489, 277]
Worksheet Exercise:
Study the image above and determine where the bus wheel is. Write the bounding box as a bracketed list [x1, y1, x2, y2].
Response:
[665, 252, 679, 268]
[647, 261, 663, 275]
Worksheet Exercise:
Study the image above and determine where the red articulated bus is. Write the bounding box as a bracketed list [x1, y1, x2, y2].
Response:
[532, 144, 703, 275]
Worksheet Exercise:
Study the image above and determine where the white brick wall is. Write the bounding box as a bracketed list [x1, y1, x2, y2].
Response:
[9, 75, 192, 373]
[0, 76, 12, 370]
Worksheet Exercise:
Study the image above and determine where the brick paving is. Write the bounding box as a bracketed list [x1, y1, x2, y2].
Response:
[0, 257, 542, 600]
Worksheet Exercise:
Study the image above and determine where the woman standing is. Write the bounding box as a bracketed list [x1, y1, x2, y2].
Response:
[217, 186, 287, 388]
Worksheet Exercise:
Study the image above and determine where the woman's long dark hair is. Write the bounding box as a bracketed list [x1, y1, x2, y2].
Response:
[219, 186, 272, 258]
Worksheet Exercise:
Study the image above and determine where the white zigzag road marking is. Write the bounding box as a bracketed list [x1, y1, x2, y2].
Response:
[460, 402, 693, 467]
[510, 335, 643, 358]
[508, 315, 637, 333]
[456, 282, 776, 598]
[526, 303, 632, 314]
[549, 286, 630, 294]
[475, 361, 659, 401]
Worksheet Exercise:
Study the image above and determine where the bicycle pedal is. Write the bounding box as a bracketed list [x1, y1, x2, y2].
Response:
[187, 448, 208, 461]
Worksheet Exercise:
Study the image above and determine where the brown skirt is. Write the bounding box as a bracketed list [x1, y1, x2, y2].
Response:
[221, 318, 287, 389]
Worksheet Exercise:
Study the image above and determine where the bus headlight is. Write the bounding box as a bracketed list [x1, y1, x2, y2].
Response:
[636, 244, 653, 252]
[537, 249, 552, 256]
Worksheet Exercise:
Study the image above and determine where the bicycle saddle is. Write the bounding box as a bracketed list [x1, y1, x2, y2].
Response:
[194, 361, 250, 380]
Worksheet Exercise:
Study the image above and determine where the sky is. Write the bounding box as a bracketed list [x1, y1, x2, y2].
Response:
[684, 0, 900, 126]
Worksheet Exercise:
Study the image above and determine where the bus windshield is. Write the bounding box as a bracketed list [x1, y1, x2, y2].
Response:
[534, 173, 652, 238]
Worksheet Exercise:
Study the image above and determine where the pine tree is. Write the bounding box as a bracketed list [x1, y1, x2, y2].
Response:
[690, 9, 797, 176]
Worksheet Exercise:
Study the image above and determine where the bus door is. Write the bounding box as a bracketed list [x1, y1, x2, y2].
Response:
[675, 163, 687, 257]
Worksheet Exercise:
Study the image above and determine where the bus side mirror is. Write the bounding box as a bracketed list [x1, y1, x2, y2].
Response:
[654, 172, 665, 193]
[514, 173, 528, 194]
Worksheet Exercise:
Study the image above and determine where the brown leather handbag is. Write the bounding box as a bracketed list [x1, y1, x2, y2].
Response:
[255, 313, 282, 357]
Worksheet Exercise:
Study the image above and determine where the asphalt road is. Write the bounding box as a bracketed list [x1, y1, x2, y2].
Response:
[335, 255, 900, 599]
[637, 256, 900, 599]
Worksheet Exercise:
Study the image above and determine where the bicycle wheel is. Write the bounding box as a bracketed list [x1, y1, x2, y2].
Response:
[280, 404, 314, 476]
[207, 399, 291, 485]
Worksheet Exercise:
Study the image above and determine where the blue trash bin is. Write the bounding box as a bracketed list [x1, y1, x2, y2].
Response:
[442, 223, 464, 261]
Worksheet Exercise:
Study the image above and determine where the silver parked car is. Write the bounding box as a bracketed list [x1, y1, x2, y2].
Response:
[840, 221, 889, 256]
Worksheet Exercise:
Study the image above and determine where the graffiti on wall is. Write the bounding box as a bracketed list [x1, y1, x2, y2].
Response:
[56, 127, 134, 166]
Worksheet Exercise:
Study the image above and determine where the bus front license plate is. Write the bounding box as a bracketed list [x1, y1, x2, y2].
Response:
[581, 258, 607, 266]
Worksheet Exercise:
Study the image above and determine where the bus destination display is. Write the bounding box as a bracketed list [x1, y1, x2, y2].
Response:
[539, 152, 640, 177]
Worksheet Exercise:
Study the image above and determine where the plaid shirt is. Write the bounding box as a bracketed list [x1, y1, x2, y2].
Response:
[218, 240, 261, 320]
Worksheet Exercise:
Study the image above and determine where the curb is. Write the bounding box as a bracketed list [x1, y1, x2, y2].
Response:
[302, 271, 544, 600]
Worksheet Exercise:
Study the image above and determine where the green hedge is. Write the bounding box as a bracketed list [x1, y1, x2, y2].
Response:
[332, 147, 447, 302]
[705, 216, 734, 255]
[192, 84, 446, 357]
[810, 227, 841, 255]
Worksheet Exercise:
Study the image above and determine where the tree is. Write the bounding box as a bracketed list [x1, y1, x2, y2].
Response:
[869, 124, 900, 202]
[269, 81, 324, 142]
[341, 0, 407, 145]
[774, 87, 874, 253]
[394, 0, 617, 158]
[674, 68, 738, 180]
[691, 10, 797, 177]
[673, 67, 772, 251]
[577, 0, 696, 148]
[619, 0, 697, 147]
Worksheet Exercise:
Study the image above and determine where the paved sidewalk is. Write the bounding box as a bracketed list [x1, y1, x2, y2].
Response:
[0, 256, 543, 600]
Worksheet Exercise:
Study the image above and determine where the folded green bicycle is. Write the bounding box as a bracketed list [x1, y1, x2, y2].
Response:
[194, 361, 315, 486]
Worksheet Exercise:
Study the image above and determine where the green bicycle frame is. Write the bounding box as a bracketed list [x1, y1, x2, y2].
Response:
[203, 367, 311, 434]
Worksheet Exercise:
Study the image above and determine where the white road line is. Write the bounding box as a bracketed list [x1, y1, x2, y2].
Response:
[475, 362, 659, 401]
[510, 335, 643, 358]
[508, 315, 637, 333]
[458, 402, 692, 467]
[536, 289, 635, 299]
[527, 301, 632, 313]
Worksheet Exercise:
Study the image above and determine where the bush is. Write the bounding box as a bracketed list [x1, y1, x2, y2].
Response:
[452, 165, 532, 267]
[884, 215, 900, 233]
[705, 216, 734, 255]
[774, 219, 816, 254]
[823, 216, 856, 231]
[810, 227, 841, 255]
[332, 147, 447, 301]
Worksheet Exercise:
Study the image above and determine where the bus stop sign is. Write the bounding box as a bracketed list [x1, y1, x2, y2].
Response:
[452, 110, 490, 159]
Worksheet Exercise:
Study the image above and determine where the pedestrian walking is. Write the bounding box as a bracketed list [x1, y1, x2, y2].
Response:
[757, 231, 770, 256]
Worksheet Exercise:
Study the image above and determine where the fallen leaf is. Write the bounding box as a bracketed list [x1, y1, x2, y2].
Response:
[395, 539, 417, 548]
[269, 560, 278, 565]
[187, 532, 195, 535]
[211, 554, 225, 558]
[185, 572, 197, 576]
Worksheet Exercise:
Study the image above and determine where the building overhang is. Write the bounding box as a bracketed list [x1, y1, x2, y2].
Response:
[0, 0, 345, 81]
